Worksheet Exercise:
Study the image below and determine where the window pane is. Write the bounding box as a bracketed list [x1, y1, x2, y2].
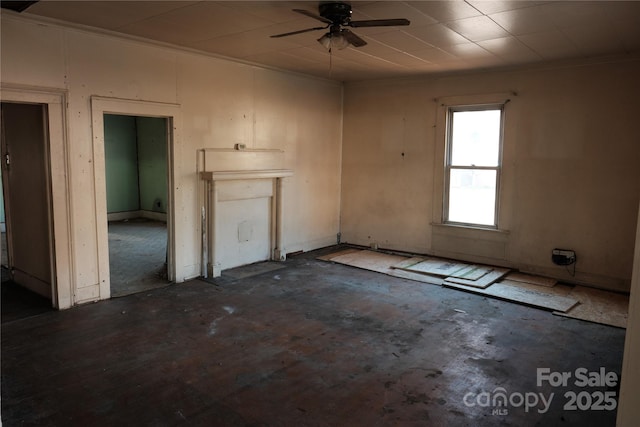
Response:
[450, 110, 501, 167]
[448, 169, 496, 226]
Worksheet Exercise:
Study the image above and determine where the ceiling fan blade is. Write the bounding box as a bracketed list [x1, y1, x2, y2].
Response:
[341, 29, 367, 48]
[271, 26, 327, 38]
[0, 1, 38, 12]
[349, 18, 410, 28]
[292, 9, 333, 25]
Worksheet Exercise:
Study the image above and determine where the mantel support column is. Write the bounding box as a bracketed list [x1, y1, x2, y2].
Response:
[273, 176, 286, 261]
[207, 180, 221, 277]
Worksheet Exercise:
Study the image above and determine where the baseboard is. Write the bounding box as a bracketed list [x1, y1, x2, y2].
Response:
[107, 210, 167, 222]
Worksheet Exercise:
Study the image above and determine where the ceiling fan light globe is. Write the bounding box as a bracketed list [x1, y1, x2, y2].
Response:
[318, 32, 350, 51]
[334, 33, 350, 50]
[318, 33, 332, 50]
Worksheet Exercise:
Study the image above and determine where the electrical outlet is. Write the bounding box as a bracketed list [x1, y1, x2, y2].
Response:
[552, 248, 576, 266]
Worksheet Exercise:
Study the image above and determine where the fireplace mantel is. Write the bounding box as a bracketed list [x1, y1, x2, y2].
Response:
[199, 164, 293, 278]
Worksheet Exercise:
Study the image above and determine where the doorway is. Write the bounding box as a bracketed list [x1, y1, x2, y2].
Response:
[104, 114, 169, 297]
[0, 102, 56, 315]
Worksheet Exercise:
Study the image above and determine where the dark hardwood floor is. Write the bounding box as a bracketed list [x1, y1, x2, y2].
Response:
[1, 247, 625, 426]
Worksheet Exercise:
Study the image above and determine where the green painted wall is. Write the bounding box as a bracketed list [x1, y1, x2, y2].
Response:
[104, 115, 139, 213]
[104, 114, 167, 215]
[136, 117, 167, 213]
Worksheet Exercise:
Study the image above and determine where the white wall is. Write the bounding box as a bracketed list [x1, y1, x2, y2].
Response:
[341, 58, 640, 291]
[617, 200, 640, 425]
[0, 14, 342, 304]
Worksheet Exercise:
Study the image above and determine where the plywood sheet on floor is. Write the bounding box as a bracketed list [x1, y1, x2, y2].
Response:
[449, 265, 493, 280]
[444, 267, 511, 289]
[443, 281, 579, 312]
[499, 279, 573, 297]
[553, 287, 629, 329]
[391, 257, 425, 270]
[505, 272, 557, 287]
[398, 258, 470, 277]
[328, 250, 408, 274]
[388, 268, 443, 286]
[316, 247, 362, 261]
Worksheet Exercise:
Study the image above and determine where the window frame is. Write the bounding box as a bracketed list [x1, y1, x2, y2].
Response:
[443, 103, 505, 229]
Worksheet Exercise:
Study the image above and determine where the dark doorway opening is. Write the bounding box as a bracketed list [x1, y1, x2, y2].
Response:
[1, 101, 55, 320]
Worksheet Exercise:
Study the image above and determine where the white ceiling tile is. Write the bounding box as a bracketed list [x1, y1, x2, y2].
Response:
[410, 47, 459, 63]
[489, 6, 558, 36]
[214, 1, 312, 24]
[245, 50, 323, 69]
[407, 1, 482, 23]
[191, 26, 301, 58]
[382, 51, 437, 68]
[357, 38, 404, 57]
[19, 0, 640, 82]
[405, 23, 470, 48]
[116, 2, 270, 44]
[445, 15, 511, 42]
[540, 1, 609, 29]
[280, 46, 335, 64]
[27, 1, 198, 30]
[466, 1, 546, 15]
[517, 30, 581, 60]
[368, 30, 436, 53]
[441, 42, 495, 59]
[561, 24, 626, 57]
[478, 36, 541, 62]
[333, 47, 407, 70]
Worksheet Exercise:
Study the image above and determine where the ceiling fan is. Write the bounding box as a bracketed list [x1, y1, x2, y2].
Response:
[270, 2, 410, 51]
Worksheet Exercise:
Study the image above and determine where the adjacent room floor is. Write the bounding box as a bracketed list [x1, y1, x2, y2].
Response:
[1, 246, 625, 426]
[108, 218, 169, 297]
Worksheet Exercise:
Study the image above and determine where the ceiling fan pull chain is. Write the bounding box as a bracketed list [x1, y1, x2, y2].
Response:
[329, 47, 333, 78]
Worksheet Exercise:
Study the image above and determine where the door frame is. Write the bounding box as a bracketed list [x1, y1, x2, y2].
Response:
[90, 96, 180, 300]
[0, 84, 74, 309]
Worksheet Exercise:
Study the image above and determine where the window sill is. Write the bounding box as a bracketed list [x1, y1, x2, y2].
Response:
[432, 222, 510, 235]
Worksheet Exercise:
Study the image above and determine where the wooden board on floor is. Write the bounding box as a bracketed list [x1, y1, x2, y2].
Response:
[389, 268, 443, 286]
[443, 280, 579, 312]
[399, 258, 469, 277]
[553, 286, 629, 329]
[316, 247, 362, 261]
[444, 267, 511, 289]
[449, 265, 493, 281]
[391, 257, 425, 270]
[328, 250, 409, 274]
[504, 272, 557, 287]
[499, 279, 573, 297]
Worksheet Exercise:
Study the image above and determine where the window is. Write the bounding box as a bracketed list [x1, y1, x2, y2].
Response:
[445, 105, 503, 227]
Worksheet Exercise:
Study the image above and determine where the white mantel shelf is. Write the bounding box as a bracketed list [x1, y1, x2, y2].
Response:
[200, 169, 293, 181]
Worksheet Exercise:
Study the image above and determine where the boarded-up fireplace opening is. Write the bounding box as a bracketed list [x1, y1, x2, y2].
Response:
[198, 148, 292, 278]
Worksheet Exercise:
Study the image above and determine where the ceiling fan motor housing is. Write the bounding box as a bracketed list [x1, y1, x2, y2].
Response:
[319, 2, 352, 26]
